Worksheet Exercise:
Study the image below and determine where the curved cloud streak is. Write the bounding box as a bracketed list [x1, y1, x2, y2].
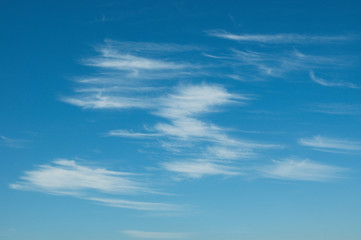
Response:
[207, 30, 352, 44]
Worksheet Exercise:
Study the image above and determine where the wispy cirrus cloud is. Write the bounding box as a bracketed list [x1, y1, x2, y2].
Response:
[299, 135, 361, 153]
[62, 40, 283, 180]
[228, 49, 342, 78]
[64, 40, 341, 184]
[207, 30, 352, 44]
[152, 84, 276, 147]
[205, 146, 254, 160]
[162, 160, 240, 179]
[90, 40, 198, 71]
[62, 40, 202, 110]
[309, 70, 358, 88]
[101, 39, 201, 54]
[62, 94, 152, 109]
[155, 84, 246, 119]
[87, 197, 179, 211]
[107, 129, 161, 138]
[105, 83, 280, 179]
[311, 103, 361, 115]
[84, 52, 187, 71]
[202, 47, 344, 79]
[10, 159, 144, 195]
[0, 135, 28, 148]
[122, 230, 189, 239]
[202, 31, 354, 82]
[10, 159, 178, 211]
[151, 84, 280, 178]
[153, 84, 247, 142]
[259, 158, 347, 182]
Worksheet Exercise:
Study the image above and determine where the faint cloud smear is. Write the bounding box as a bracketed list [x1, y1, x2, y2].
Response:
[122, 230, 189, 239]
[207, 30, 352, 44]
[311, 103, 361, 115]
[229, 49, 342, 78]
[299, 135, 361, 153]
[260, 159, 347, 182]
[0, 135, 27, 148]
[87, 197, 179, 211]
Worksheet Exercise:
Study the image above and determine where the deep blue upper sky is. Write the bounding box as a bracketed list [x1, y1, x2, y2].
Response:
[1, 1, 361, 240]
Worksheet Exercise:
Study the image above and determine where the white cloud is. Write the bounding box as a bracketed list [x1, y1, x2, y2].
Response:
[122, 230, 188, 239]
[74, 85, 161, 93]
[207, 30, 350, 44]
[260, 159, 347, 182]
[62, 41, 200, 110]
[309, 71, 358, 88]
[90, 40, 197, 71]
[107, 129, 161, 138]
[152, 84, 281, 178]
[85, 54, 186, 71]
[162, 160, 240, 179]
[10, 159, 177, 211]
[93, 83, 281, 179]
[10, 159, 145, 195]
[87, 197, 179, 211]
[153, 84, 250, 143]
[61, 41, 287, 181]
[62, 94, 151, 109]
[299, 135, 361, 152]
[154, 118, 220, 140]
[156, 84, 247, 119]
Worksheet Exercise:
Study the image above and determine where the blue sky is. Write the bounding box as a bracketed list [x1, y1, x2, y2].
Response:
[1, 0, 361, 239]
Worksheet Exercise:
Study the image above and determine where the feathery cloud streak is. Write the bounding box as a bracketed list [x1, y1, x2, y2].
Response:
[229, 49, 342, 78]
[62, 41, 201, 110]
[207, 30, 352, 44]
[203, 31, 355, 84]
[148, 84, 281, 178]
[10, 159, 178, 211]
[0, 135, 27, 148]
[311, 103, 361, 115]
[62, 41, 283, 179]
[62, 39, 350, 182]
[87, 197, 179, 211]
[84, 53, 187, 71]
[100, 83, 280, 178]
[299, 135, 361, 153]
[309, 71, 358, 88]
[107, 130, 161, 138]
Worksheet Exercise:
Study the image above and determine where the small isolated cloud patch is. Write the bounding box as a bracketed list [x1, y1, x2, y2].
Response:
[260, 158, 347, 182]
